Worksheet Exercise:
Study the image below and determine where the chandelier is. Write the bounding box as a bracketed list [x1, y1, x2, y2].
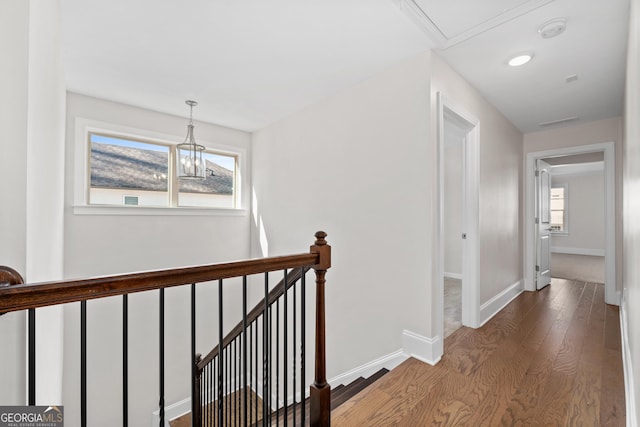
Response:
[177, 100, 206, 179]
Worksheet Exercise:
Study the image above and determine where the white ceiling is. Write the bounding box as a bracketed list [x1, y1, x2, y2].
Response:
[60, 0, 630, 133]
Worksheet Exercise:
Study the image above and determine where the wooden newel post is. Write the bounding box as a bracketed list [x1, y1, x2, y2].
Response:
[193, 353, 202, 427]
[310, 231, 331, 427]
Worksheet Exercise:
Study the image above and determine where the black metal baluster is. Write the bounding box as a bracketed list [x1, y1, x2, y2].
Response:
[234, 339, 238, 426]
[228, 346, 231, 427]
[234, 339, 237, 425]
[243, 276, 248, 427]
[123, 295, 128, 427]
[268, 303, 273, 425]
[202, 364, 206, 427]
[229, 347, 231, 426]
[276, 297, 280, 426]
[28, 308, 35, 406]
[300, 269, 306, 425]
[249, 323, 253, 426]
[80, 302, 87, 427]
[254, 317, 258, 425]
[159, 288, 165, 427]
[263, 273, 269, 425]
[191, 284, 197, 425]
[204, 365, 208, 427]
[233, 337, 240, 426]
[293, 277, 297, 426]
[283, 271, 288, 426]
[218, 279, 224, 425]
[210, 361, 214, 427]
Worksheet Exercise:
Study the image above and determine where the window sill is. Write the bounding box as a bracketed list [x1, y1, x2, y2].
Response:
[73, 205, 248, 217]
[551, 231, 569, 237]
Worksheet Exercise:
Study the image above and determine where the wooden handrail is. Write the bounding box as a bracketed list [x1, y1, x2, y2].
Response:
[0, 253, 318, 314]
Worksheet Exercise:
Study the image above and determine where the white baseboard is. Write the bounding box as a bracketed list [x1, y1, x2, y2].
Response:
[159, 330, 443, 425]
[327, 349, 408, 388]
[328, 329, 442, 389]
[402, 330, 441, 365]
[551, 246, 605, 257]
[479, 279, 524, 327]
[620, 291, 638, 427]
[444, 272, 463, 280]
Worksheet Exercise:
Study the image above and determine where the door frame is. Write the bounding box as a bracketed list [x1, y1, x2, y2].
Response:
[524, 142, 617, 304]
[436, 92, 481, 351]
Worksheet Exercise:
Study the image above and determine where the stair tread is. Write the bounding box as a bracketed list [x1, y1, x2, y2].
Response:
[331, 377, 364, 401]
[331, 368, 389, 410]
[206, 368, 392, 426]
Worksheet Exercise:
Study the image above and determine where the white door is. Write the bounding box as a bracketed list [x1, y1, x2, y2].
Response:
[536, 159, 552, 289]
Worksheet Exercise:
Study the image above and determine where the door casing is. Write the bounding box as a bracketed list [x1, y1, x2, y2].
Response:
[524, 142, 617, 304]
[436, 92, 481, 359]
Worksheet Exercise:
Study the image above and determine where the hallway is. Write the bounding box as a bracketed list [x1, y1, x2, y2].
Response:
[332, 279, 625, 426]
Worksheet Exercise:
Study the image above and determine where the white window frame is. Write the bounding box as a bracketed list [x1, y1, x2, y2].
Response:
[550, 183, 569, 236]
[73, 118, 247, 216]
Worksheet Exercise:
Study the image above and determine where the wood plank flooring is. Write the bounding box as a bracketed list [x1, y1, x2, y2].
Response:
[332, 278, 626, 426]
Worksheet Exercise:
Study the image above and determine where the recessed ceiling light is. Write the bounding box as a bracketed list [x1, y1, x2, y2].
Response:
[508, 54, 533, 67]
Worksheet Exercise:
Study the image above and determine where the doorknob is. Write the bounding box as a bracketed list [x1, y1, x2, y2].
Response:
[462, 233, 467, 239]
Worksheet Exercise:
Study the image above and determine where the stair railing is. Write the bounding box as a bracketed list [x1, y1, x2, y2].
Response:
[0, 231, 331, 427]
[193, 265, 311, 426]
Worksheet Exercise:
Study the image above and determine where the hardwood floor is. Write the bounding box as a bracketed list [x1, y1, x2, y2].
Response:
[332, 279, 625, 426]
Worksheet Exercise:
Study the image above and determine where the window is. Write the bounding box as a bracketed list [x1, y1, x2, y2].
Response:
[550, 185, 568, 233]
[88, 132, 238, 209]
[177, 151, 237, 208]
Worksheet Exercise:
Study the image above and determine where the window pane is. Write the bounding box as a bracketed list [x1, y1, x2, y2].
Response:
[550, 186, 566, 232]
[89, 133, 169, 206]
[178, 151, 236, 208]
[550, 210, 564, 227]
[550, 198, 564, 210]
[550, 187, 564, 199]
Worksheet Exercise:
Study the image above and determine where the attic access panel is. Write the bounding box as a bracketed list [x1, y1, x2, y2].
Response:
[410, 0, 553, 46]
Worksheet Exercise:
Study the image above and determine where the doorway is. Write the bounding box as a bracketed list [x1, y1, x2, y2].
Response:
[542, 153, 606, 284]
[525, 142, 617, 305]
[437, 93, 480, 350]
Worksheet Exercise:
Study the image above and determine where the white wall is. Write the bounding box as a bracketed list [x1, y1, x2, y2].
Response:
[622, 0, 640, 423]
[550, 171, 605, 253]
[63, 93, 252, 426]
[524, 117, 623, 292]
[252, 52, 434, 378]
[252, 49, 525, 380]
[443, 125, 463, 277]
[431, 53, 524, 306]
[0, 0, 66, 406]
[0, 0, 29, 406]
